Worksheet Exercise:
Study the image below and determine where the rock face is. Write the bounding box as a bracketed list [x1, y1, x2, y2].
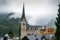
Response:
[47, 18, 56, 29]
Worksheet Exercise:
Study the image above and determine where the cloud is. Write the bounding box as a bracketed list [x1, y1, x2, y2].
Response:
[0, 0, 59, 27]
[0, 0, 6, 4]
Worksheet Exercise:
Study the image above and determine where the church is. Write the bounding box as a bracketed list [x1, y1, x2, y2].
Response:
[20, 4, 56, 39]
[20, 4, 43, 39]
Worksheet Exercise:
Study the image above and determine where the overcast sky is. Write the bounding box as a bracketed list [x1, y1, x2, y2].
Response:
[0, 0, 60, 27]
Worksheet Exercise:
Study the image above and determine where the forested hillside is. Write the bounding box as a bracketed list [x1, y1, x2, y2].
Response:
[0, 13, 20, 36]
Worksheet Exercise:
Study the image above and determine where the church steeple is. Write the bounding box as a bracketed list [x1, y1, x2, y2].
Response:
[21, 3, 26, 20]
[21, 3, 27, 39]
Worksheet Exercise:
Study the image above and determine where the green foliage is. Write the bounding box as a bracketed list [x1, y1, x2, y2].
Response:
[18, 24, 21, 40]
[55, 4, 60, 40]
[8, 30, 14, 38]
[0, 13, 21, 36]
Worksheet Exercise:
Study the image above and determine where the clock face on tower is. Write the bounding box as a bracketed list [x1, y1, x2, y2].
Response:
[23, 23, 25, 25]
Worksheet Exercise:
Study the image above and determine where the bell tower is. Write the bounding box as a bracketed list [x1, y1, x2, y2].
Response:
[21, 3, 27, 39]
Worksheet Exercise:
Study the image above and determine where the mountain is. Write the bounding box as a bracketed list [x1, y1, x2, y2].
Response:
[0, 13, 21, 36]
[0, 12, 32, 37]
[0, 13, 56, 37]
[47, 18, 56, 29]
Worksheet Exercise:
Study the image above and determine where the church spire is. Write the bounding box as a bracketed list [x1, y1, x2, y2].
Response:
[21, 3, 26, 20]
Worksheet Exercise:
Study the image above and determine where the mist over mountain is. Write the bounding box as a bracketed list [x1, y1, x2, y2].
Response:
[0, 12, 32, 36]
[0, 12, 56, 36]
[47, 18, 56, 29]
[0, 13, 20, 36]
[0, 13, 8, 19]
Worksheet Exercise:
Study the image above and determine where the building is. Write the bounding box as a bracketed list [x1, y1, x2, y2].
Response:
[38, 27, 56, 35]
[45, 27, 56, 34]
[20, 4, 42, 39]
[20, 4, 56, 39]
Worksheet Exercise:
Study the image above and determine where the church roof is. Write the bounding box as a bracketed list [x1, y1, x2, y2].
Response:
[21, 4, 26, 21]
[27, 24, 42, 28]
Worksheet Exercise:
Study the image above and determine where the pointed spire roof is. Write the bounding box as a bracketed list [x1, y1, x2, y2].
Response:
[21, 3, 26, 20]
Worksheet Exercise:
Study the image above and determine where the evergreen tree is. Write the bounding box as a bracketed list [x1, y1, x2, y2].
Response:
[55, 3, 60, 40]
[18, 24, 21, 40]
[8, 30, 14, 38]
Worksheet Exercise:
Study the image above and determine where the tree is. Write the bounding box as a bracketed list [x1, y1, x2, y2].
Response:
[55, 3, 60, 40]
[8, 30, 14, 38]
[18, 24, 21, 40]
